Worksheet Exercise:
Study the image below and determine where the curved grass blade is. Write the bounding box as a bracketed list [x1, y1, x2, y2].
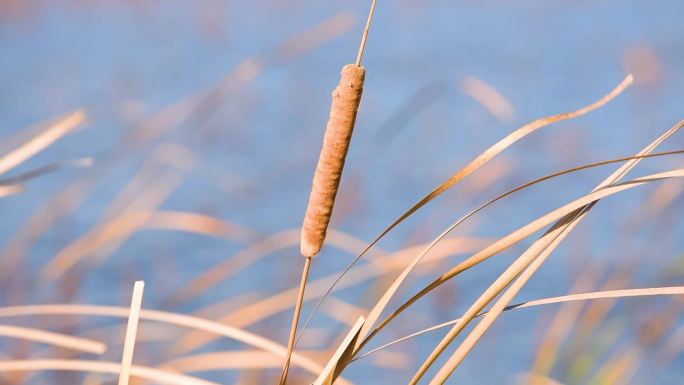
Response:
[0, 110, 86, 176]
[312, 316, 365, 385]
[0, 360, 219, 385]
[354, 148, 684, 353]
[419, 120, 684, 384]
[0, 304, 351, 384]
[354, 286, 684, 361]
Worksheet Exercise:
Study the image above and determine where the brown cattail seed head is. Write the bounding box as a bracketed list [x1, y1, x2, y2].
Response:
[301, 64, 366, 257]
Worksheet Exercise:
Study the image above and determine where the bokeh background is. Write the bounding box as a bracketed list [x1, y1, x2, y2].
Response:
[1, 1, 683, 384]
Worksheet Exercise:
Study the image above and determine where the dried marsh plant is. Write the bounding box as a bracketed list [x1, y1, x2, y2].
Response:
[2, 3, 684, 385]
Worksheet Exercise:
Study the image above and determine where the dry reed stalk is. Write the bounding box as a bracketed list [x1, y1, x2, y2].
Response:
[173, 236, 486, 356]
[0, 185, 24, 197]
[519, 373, 566, 385]
[588, 348, 639, 385]
[80, 322, 180, 347]
[527, 271, 599, 384]
[354, 147, 684, 353]
[342, 168, 684, 382]
[118, 281, 144, 385]
[524, 151, 684, 383]
[281, 3, 376, 384]
[459, 76, 515, 122]
[0, 359, 219, 385]
[369, 80, 450, 147]
[0, 110, 86, 176]
[312, 316, 365, 385]
[554, 179, 684, 362]
[355, 286, 684, 360]
[40, 169, 186, 282]
[134, 12, 354, 143]
[0, 325, 106, 354]
[0, 11, 352, 283]
[0, 157, 93, 188]
[161, 350, 327, 372]
[170, 228, 387, 307]
[419, 120, 683, 384]
[141, 211, 259, 242]
[0, 143, 184, 283]
[0, 305, 352, 383]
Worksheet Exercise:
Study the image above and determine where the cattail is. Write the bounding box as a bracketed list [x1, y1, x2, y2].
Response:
[300, 64, 366, 257]
[280, 2, 376, 384]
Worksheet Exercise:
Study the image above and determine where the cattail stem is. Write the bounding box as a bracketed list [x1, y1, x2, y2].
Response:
[278, 256, 312, 385]
[356, 0, 377, 66]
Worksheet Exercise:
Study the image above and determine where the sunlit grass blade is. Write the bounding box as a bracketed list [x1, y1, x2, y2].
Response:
[355, 286, 684, 360]
[0, 158, 93, 186]
[0, 304, 351, 383]
[0, 360, 219, 385]
[380, 120, 682, 365]
[118, 281, 144, 385]
[171, 237, 486, 355]
[313, 316, 365, 385]
[0, 110, 86, 176]
[353, 149, 684, 354]
[421, 120, 683, 384]
[0, 325, 106, 354]
[161, 350, 327, 372]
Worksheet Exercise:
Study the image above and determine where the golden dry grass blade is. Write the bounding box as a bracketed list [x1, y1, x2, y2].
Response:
[0, 185, 24, 198]
[0, 325, 106, 354]
[134, 12, 355, 143]
[323, 297, 368, 326]
[36, 210, 254, 289]
[279, 256, 312, 385]
[0, 12, 352, 283]
[371, 74, 633, 251]
[0, 305, 350, 383]
[118, 281, 144, 385]
[141, 211, 259, 242]
[518, 373, 567, 385]
[421, 120, 684, 384]
[379, 120, 682, 362]
[355, 286, 684, 360]
[300, 75, 634, 341]
[459, 76, 515, 122]
[101, 143, 195, 220]
[587, 348, 639, 385]
[0, 360, 219, 385]
[0, 110, 86, 176]
[355, 149, 684, 352]
[170, 228, 385, 305]
[171, 237, 487, 355]
[527, 272, 599, 381]
[81, 322, 181, 347]
[550, 178, 684, 365]
[40, 170, 185, 283]
[0, 157, 93, 186]
[313, 316, 365, 385]
[162, 350, 329, 372]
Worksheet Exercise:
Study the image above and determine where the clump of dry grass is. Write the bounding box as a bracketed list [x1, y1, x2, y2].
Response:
[2, 4, 684, 385]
